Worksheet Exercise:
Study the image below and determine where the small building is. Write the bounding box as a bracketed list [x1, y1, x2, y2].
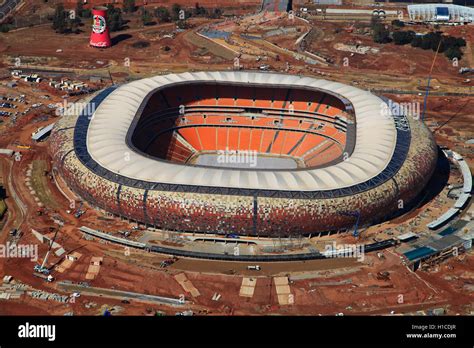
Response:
[2, 275, 13, 284]
[24, 74, 41, 83]
[31, 123, 55, 142]
[313, 0, 342, 5]
[66, 252, 81, 261]
[397, 232, 418, 242]
[90, 256, 103, 266]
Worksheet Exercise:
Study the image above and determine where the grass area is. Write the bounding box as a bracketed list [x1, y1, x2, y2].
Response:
[30, 160, 60, 210]
[0, 199, 6, 220]
[184, 31, 236, 61]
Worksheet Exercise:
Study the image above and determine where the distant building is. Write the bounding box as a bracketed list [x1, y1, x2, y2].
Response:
[31, 123, 55, 142]
[408, 4, 474, 23]
[313, 0, 342, 5]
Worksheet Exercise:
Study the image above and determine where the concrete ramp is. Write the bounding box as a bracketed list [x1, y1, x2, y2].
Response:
[174, 273, 200, 298]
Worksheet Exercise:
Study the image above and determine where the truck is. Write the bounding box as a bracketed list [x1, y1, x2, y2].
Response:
[160, 257, 178, 268]
[247, 265, 261, 271]
[32, 272, 54, 282]
[33, 264, 50, 275]
[74, 210, 85, 218]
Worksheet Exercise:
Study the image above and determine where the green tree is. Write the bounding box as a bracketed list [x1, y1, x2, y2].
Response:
[82, 9, 92, 18]
[123, 0, 137, 13]
[52, 3, 67, 33]
[371, 16, 390, 44]
[76, 0, 84, 17]
[444, 46, 462, 60]
[70, 15, 82, 34]
[107, 5, 124, 32]
[455, 37, 466, 47]
[429, 32, 443, 51]
[373, 24, 390, 43]
[155, 7, 171, 22]
[392, 30, 415, 45]
[209, 8, 222, 19]
[171, 4, 182, 21]
[391, 19, 404, 27]
[0, 24, 11, 33]
[411, 36, 422, 48]
[141, 7, 153, 26]
[420, 35, 432, 50]
[193, 3, 207, 16]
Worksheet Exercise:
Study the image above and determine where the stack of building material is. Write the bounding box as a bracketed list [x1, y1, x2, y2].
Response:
[239, 277, 257, 298]
[85, 256, 103, 280]
[174, 273, 200, 297]
[274, 277, 293, 305]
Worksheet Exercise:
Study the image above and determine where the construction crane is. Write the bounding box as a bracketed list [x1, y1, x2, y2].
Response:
[338, 211, 361, 237]
[33, 229, 59, 279]
[421, 39, 443, 121]
[108, 68, 115, 86]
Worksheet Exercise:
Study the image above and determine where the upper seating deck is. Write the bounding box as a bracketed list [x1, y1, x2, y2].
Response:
[131, 84, 352, 169]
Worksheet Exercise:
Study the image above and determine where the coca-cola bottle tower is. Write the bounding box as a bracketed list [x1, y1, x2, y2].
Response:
[90, 6, 111, 48]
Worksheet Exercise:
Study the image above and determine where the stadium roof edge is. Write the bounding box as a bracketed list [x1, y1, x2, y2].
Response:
[86, 71, 398, 192]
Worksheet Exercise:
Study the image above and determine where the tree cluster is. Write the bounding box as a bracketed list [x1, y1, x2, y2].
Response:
[141, 7, 154, 26]
[106, 5, 125, 32]
[0, 24, 11, 33]
[52, 3, 81, 34]
[392, 30, 416, 45]
[123, 0, 137, 13]
[154, 7, 171, 23]
[402, 30, 465, 60]
[75, 1, 91, 18]
[371, 17, 390, 44]
[371, 16, 466, 61]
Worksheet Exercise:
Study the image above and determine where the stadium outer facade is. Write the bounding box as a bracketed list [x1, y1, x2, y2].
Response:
[50, 71, 438, 237]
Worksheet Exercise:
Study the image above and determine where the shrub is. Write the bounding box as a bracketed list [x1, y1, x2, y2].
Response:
[444, 46, 462, 60]
[392, 30, 415, 45]
[391, 19, 404, 27]
[132, 40, 150, 48]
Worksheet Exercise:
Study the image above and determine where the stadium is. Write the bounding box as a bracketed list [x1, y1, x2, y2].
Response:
[50, 71, 438, 237]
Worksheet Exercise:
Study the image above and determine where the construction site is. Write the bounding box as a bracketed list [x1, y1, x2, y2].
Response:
[0, 0, 472, 322]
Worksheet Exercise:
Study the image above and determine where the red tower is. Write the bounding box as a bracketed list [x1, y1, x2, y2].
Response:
[90, 6, 111, 48]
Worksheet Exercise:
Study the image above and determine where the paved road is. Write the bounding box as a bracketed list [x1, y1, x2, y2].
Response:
[372, 89, 474, 97]
[0, 157, 26, 229]
[57, 282, 185, 307]
[0, 0, 21, 23]
[7, 158, 26, 224]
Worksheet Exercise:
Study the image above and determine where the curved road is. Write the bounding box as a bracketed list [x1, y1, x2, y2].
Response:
[0, 157, 26, 230]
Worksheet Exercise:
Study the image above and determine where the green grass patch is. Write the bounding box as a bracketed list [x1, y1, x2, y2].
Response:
[0, 199, 6, 219]
[30, 160, 60, 210]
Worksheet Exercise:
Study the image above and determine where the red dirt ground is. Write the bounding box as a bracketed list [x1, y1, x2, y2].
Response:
[0, 4, 472, 316]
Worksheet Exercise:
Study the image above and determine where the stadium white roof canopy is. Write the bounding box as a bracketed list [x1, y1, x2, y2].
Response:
[86, 71, 397, 191]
